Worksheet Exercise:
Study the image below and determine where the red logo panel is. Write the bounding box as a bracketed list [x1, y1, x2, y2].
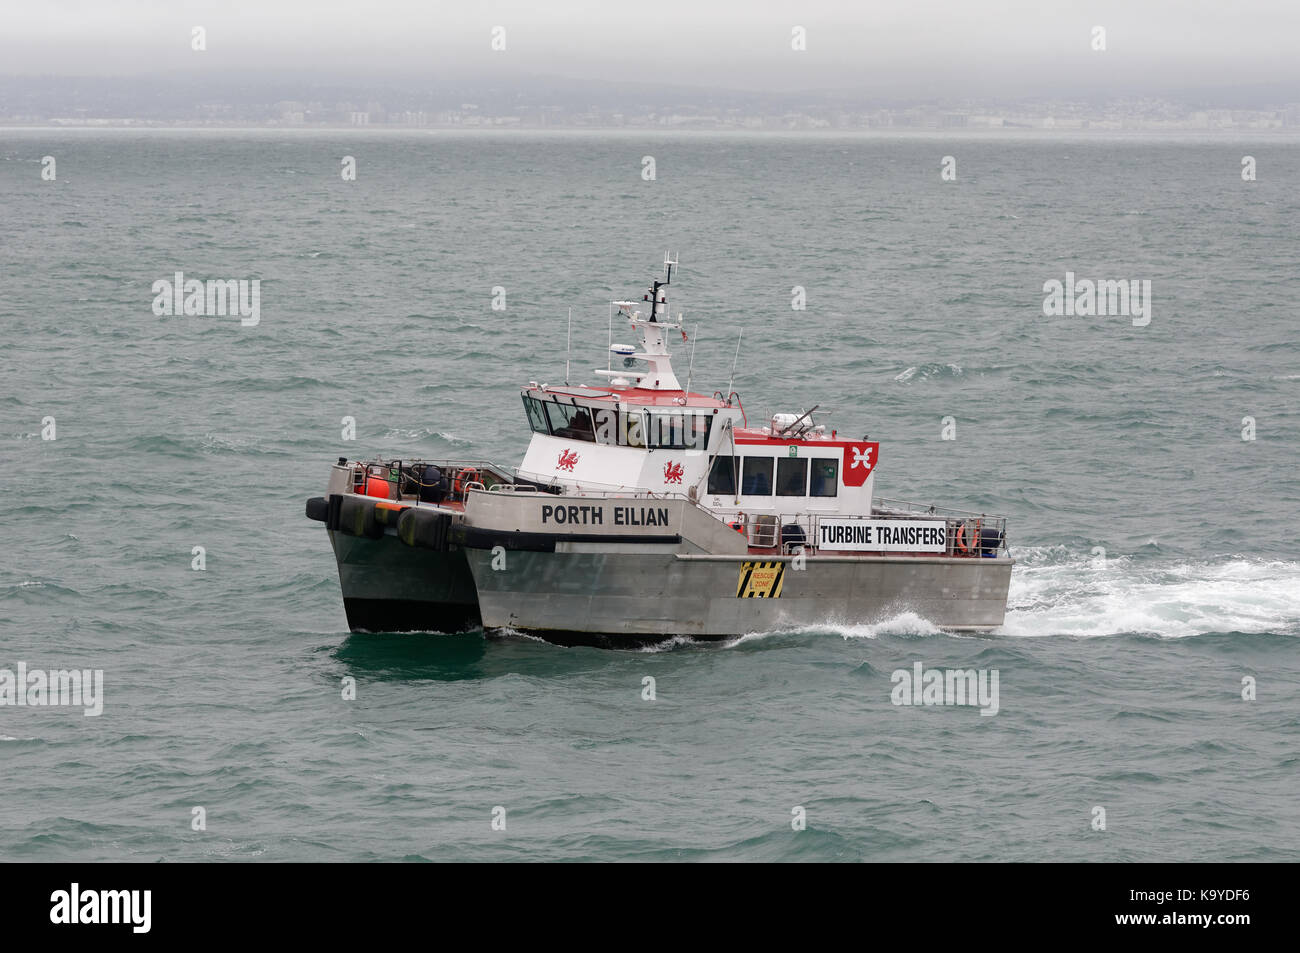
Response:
[841, 442, 879, 487]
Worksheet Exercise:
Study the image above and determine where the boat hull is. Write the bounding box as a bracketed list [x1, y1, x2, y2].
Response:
[329, 529, 480, 633]
[462, 547, 1013, 644]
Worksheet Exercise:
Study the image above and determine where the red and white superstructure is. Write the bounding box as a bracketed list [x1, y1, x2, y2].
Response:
[513, 255, 883, 546]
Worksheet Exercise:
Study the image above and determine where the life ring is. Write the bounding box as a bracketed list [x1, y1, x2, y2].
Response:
[454, 467, 479, 497]
[955, 521, 973, 554]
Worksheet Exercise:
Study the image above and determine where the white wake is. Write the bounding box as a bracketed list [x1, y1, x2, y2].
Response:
[998, 547, 1300, 638]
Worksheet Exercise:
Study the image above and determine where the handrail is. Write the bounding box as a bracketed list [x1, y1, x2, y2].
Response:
[348, 457, 517, 481]
[727, 391, 746, 427]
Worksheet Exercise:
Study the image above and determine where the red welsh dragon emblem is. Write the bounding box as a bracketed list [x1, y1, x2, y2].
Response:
[557, 449, 580, 471]
[663, 461, 684, 484]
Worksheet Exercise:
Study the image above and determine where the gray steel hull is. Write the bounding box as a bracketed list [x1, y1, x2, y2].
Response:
[463, 547, 1013, 644]
[329, 528, 480, 633]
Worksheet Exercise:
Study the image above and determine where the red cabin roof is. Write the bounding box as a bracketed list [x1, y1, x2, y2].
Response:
[733, 428, 859, 447]
[524, 385, 727, 409]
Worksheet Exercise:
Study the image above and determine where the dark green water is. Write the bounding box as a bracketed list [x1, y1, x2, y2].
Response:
[2, 130, 1298, 860]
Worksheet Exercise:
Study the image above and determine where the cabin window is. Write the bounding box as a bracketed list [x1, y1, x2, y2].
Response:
[741, 457, 773, 495]
[523, 395, 550, 435]
[621, 409, 646, 448]
[810, 458, 839, 497]
[543, 401, 596, 442]
[687, 414, 712, 450]
[707, 455, 740, 495]
[646, 412, 713, 450]
[775, 457, 808, 496]
[592, 408, 615, 445]
[588, 408, 646, 448]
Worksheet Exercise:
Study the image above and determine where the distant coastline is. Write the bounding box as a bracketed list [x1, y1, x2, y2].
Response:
[5, 123, 1300, 140]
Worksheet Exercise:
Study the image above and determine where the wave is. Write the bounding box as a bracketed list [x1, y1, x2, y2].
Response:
[0, 580, 83, 601]
[999, 548, 1300, 638]
[892, 362, 963, 383]
[118, 432, 282, 457]
[634, 634, 706, 653]
[378, 428, 473, 446]
[803, 612, 944, 640]
[211, 375, 330, 392]
[719, 612, 945, 648]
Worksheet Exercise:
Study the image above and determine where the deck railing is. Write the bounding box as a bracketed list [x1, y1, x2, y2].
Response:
[347, 457, 517, 503]
[739, 504, 1009, 558]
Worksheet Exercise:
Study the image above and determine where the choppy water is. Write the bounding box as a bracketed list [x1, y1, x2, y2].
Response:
[2, 130, 1298, 861]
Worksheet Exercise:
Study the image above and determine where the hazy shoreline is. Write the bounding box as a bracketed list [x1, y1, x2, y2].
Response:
[5, 124, 1300, 142]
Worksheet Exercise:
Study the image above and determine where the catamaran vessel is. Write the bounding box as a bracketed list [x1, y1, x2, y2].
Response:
[306, 256, 1013, 645]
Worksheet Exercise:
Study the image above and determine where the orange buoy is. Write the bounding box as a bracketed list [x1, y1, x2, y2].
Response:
[455, 467, 480, 496]
[364, 476, 390, 499]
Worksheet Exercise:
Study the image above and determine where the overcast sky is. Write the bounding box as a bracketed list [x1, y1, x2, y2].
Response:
[3, 1, 1298, 99]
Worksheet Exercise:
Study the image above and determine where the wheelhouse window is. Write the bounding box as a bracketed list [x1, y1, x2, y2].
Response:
[707, 455, 740, 495]
[741, 456, 773, 495]
[810, 458, 839, 497]
[523, 395, 550, 435]
[775, 457, 808, 496]
[646, 412, 713, 450]
[543, 401, 596, 442]
[622, 411, 647, 448]
[686, 414, 712, 450]
[591, 408, 646, 448]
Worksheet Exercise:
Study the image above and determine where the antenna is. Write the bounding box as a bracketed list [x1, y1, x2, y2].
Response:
[646, 252, 678, 324]
[565, 307, 572, 385]
[726, 327, 743, 400]
[685, 325, 698, 394]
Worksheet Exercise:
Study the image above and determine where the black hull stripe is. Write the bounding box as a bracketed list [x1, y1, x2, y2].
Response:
[343, 598, 480, 634]
[453, 526, 681, 552]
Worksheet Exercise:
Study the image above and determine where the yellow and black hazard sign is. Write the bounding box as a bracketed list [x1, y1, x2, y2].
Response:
[737, 561, 785, 598]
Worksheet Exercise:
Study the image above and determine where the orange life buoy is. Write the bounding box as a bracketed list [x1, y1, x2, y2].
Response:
[955, 521, 973, 554]
[454, 467, 479, 497]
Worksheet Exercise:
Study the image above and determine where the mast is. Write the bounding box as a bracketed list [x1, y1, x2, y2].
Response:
[644, 252, 676, 322]
[596, 253, 685, 391]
